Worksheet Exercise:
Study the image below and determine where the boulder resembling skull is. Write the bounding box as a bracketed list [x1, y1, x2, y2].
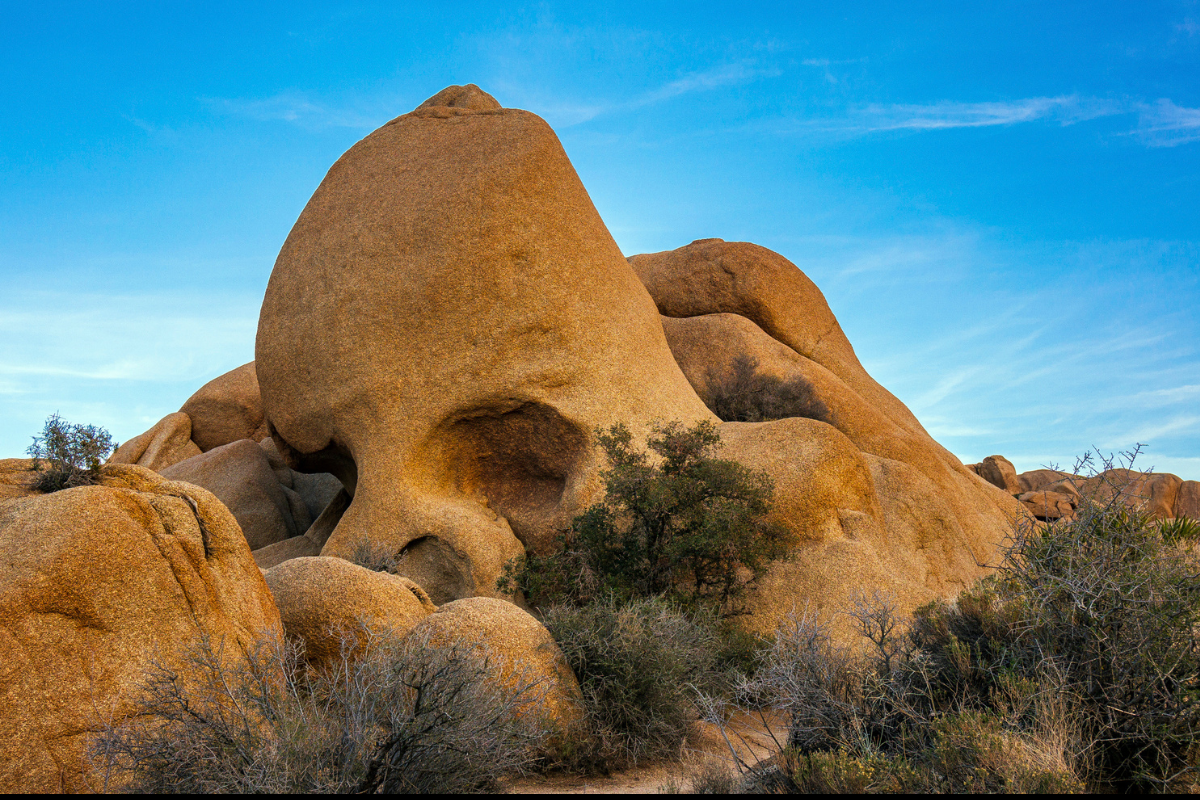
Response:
[255, 85, 714, 603]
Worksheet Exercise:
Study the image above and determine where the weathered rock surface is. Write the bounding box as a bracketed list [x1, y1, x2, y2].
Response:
[1018, 490, 1077, 521]
[1016, 468, 1076, 494]
[641, 241, 1017, 629]
[0, 465, 281, 792]
[977, 455, 1021, 494]
[406, 597, 583, 734]
[0, 458, 42, 500]
[1082, 469, 1182, 521]
[264, 556, 433, 668]
[107, 411, 201, 472]
[258, 437, 343, 522]
[180, 362, 270, 452]
[162, 439, 311, 551]
[255, 85, 712, 600]
[252, 488, 351, 570]
[1177, 481, 1200, 520]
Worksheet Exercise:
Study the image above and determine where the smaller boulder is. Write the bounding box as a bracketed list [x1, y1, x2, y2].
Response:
[162, 439, 311, 551]
[1018, 490, 1077, 521]
[1176, 481, 1200, 521]
[1082, 469, 1182, 521]
[264, 556, 434, 668]
[108, 412, 201, 472]
[180, 362, 270, 452]
[977, 455, 1021, 494]
[1017, 469, 1075, 494]
[405, 597, 584, 736]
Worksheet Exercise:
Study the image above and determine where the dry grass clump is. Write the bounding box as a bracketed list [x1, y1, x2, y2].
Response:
[700, 450, 1200, 794]
[705, 354, 830, 424]
[90, 627, 547, 793]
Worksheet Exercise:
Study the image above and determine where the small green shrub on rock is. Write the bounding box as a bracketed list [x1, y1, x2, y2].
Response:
[27, 412, 114, 492]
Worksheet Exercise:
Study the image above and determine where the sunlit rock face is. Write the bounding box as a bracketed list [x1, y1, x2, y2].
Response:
[256, 83, 1017, 627]
[255, 85, 713, 604]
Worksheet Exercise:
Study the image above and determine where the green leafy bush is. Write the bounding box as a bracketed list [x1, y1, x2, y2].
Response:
[27, 412, 114, 492]
[500, 420, 791, 617]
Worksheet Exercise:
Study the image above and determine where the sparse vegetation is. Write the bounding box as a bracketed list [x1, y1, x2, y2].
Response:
[701, 449, 1200, 794]
[27, 412, 114, 492]
[706, 354, 830, 424]
[91, 627, 547, 793]
[541, 596, 731, 771]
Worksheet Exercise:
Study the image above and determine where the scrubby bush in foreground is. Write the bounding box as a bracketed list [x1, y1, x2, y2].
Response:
[707, 452, 1200, 793]
[541, 596, 731, 771]
[27, 412, 114, 492]
[91, 627, 546, 793]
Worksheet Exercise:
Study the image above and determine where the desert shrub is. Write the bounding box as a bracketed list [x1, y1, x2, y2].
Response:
[705, 450, 1200, 793]
[705, 354, 830, 424]
[91, 627, 546, 793]
[500, 420, 791, 617]
[27, 412, 114, 492]
[347, 538, 401, 573]
[540, 596, 730, 771]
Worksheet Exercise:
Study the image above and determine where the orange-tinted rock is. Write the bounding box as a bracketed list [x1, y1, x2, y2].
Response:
[180, 362, 269, 452]
[108, 411, 201, 472]
[0, 459, 42, 501]
[977, 455, 1021, 494]
[1082, 469, 1182, 520]
[1017, 469, 1075, 493]
[264, 556, 433, 668]
[1019, 490, 1077, 521]
[255, 85, 712, 598]
[406, 597, 583, 735]
[0, 465, 280, 792]
[162, 439, 310, 550]
[1177, 481, 1200, 520]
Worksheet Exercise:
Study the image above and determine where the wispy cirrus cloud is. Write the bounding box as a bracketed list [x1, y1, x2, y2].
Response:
[850, 95, 1122, 132]
[634, 62, 777, 107]
[201, 92, 388, 130]
[1135, 99, 1200, 146]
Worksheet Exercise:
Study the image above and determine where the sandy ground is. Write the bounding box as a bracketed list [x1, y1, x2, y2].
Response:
[508, 710, 787, 794]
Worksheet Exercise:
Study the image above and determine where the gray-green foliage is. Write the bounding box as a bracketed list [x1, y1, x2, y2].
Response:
[27, 412, 114, 492]
[711, 451, 1200, 793]
[91, 628, 546, 793]
[541, 596, 729, 771]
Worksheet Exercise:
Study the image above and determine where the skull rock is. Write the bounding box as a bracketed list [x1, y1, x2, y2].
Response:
[255, 85, 713, 604]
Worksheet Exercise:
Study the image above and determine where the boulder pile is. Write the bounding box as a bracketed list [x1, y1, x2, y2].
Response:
[9, 83, 1155, 790]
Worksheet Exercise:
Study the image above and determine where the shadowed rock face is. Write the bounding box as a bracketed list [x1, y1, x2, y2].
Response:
[256, 85, 714, 601]
[256, 84, 1017, 632]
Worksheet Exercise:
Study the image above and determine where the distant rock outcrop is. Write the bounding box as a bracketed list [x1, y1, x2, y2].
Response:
[0, 465, 280, 792]
[108, 411, 201, 471]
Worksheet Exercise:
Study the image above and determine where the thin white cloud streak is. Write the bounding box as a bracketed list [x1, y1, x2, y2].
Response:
[635, 63, 777, 107]
[1135, 99, 1200, 146]
[201, 93, 388, 130]
[1121, 416, 1200, 446]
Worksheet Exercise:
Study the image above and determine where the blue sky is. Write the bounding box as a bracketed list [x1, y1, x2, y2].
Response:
[2, 1, 1198, 479]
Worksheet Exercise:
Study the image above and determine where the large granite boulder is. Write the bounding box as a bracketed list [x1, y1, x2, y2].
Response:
[0, 465, 281, 792]
[161, 438, 311, 550]
[256, 84, 713, 601]
[180, 361, 270, 452]
[264, 556, 434, 668]
[0, 459, 42, 501]
[107, 411, 201, 471]
[1177, 481, 1200, 520]
[406, 597, 583, 735]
